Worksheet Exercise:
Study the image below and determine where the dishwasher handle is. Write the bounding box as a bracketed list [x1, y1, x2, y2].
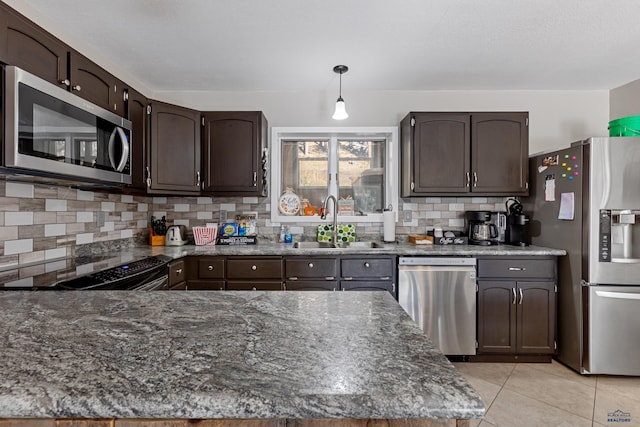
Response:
[399, 257, 476, 266]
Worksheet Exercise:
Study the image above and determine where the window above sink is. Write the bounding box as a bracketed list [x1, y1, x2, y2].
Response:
[270, 127, 399, 224]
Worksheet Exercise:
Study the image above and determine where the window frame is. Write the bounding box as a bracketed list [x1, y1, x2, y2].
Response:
[270, 126, 399, 224]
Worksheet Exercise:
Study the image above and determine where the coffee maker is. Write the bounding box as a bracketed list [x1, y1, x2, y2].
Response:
[465, 210, 498, 245]
[505, 198, 530, 246]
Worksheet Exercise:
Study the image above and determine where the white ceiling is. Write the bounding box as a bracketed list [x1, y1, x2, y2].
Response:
[6, 0, 640, 93]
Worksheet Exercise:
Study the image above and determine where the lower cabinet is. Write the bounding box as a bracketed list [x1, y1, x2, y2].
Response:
[226, 257, 283, 291]
[284, 257, 338, 291]
[476, 257, 557, 360]
[340, 256, 397, 298]
[168, 259, 186, 290]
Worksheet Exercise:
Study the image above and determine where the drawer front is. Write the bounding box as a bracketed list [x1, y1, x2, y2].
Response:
[227, 258, 283, 280]
[284, 281, 338, 291]
[477, 258, 555, 279]
[340, 280, 395, 294]
[197, 258, 225, 279]
[341, 258, 394, 279]
[285, 258, 338, 279]
[186, 279, 225, 291]
[168, 259, 186, 286]
[227, 281, 283, 291]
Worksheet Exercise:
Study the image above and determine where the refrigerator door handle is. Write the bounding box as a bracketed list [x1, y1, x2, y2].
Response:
[595, 290, 640, 300]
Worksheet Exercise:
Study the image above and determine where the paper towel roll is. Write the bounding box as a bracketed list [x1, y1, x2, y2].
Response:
[383, 210, 396, 242]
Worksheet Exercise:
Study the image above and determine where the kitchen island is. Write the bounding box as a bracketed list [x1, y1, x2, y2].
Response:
[0, 291, 484, 426]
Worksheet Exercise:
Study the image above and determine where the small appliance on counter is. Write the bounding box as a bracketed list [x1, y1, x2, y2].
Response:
[490, 211, 507, 243]
[505, 198, 530, 246]
[465, 210, 498, 245]
[165, 225, 188, 246]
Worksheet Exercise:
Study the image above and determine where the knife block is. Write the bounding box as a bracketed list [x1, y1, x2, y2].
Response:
[149, 227, 165, 246]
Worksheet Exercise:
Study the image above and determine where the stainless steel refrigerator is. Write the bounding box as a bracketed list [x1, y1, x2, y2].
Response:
[524, 137, 640, 375]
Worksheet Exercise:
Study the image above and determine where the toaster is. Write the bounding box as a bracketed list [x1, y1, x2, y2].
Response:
[165, 225, 188, 246]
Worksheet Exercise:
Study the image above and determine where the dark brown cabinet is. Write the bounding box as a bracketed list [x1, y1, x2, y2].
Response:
[202, 111, 268, 196]
[147, 101, 201, 194]
[180, 256, 225, 290]
[69, 50, 126, 114]
[168, 258, 186, 290]
[125, 88, 149, 192]
[401, 112, 528, 197]
[340, 256, 397, 297]
[226, 257, 283, 291]
[476, 257, 556, 360]
[284, 257, 338, 291]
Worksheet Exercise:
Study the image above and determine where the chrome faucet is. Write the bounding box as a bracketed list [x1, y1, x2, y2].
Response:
[321, 195, 338, 245]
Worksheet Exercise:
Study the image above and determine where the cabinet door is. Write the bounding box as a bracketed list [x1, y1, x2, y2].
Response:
[410, 113, 471, 194]
[69, 51, 125, 114]
[226, 257, 283, 280]
[185, 280, 225, 291]
[285, 257, 338, 280]
[477, 280, 517, 354]
[516, 281, 556, 354]
[202, 111, 267, 196]
[148, 101, 201, 194]
[168, 259, 186, 288]
[227, 281, 283, 291]
[340, 281, 395, 295]
[0, 4, 69, 88]
[285, 281, 337, 291]
[126, 88, 149, 191]
[341, 257, 394, 279]
[471, 112, 528, 194]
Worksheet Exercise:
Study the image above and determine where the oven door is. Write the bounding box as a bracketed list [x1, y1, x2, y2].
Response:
[4, 66, 132, 184]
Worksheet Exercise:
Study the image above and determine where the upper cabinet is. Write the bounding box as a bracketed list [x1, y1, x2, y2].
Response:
[202, 111, 268, 196]
[0, 4, 126, 115]
[0, 3, 68, 89]
[69, 50, 126, 114]
[125, 88, 149, 192]
[401, 112, 529, 197]
[147, 101, 201, 194]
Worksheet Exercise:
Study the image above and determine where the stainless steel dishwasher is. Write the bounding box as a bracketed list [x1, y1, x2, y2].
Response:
[398, 257, 477, 355]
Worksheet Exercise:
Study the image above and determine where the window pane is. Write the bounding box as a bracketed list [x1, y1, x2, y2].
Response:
[338, 140, 386, 214]
[281, 140, 329, 209]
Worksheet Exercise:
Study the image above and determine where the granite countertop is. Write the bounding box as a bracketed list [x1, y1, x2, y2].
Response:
[0, 242, 566, 288]
[0, 291, 485, 420]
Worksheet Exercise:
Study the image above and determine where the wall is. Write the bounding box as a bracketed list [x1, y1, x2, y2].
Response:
[610, 79, 640, 120]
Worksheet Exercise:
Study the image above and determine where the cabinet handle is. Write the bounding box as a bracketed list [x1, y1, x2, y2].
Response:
[364, 262, 370, 268]
[325, 276, 335, 280]
[123, 90, 129, 102]
[466, 172, 470, 187]
[393, 283, 396, 293]
[208, 265, 214, 271]
[518, 288, 524, 305]
[508, 267, 526, 271]
[473, 172, 478, 187]
[512, 287, 517, 304]
[146, 166, 152, 188]
[175, 268, 183, 275]
[252, 287, 257, 291]
[60, 79, 70, 87]
[253, 171, 257, 187]
[283, 283, 287, 290]
[72, 84, 81, 92]
[196, 171, 201, 187]
[308, 263, 314, 268]
[381, 276, 391, 280]
[251, 265, 257, 271]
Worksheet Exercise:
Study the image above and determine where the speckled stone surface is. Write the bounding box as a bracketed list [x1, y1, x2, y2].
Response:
[0, 291, 484, 419]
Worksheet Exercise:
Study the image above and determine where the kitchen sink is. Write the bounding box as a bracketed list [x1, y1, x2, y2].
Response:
[292, 241, 384, 249]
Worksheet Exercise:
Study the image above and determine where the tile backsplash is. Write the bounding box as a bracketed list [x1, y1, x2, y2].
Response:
[0, 178, 509, 270]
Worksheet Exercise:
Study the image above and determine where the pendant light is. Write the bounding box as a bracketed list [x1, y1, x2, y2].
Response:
[332, 65, 349, 120]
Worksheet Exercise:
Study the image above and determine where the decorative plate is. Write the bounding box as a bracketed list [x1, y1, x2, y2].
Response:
[279, 190, 301, 216]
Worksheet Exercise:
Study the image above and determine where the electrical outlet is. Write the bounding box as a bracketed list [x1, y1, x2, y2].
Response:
[220, 210, 227, 222]
[97, 211, 105, 227]
[403, 210, 412, 221]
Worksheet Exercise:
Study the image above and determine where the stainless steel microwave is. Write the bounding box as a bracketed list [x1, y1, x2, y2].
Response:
[3, 66, 132, 185]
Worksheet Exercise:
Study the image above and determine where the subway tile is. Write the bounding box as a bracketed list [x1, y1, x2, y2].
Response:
[449, 203, 465, 211]
[45, 248, 66, 260]
[5, 239, 33, 255]
[174, 203, 190, 212]
[220, 203, 235, 211]
[5, 182, 34, 198]
[77, 189, 95, 201]
[4, 277, 34, 288]
[6, 212, 34, 226]
[121, 229, 133, 238]
[425, 197, 442, 203]
[100, 222, 115, 232]
[101, 201, 116, 212]
[0, 254, 19, 270]
[137, 219, 147, 228]
[0, 226, 18, 241]
[45, 259, 68, 273]
[121, 212, 134, 221]
[33, 237, 57, 251]
[174, 219, 190, 227]
[121, 194, 133, 203]
[138, 203, 148, 212]
[198, 197, 213, 204]
[19, 199, 45, 211]
[75, 233, 94, 244]
[77, 211, 94, 223]
[45, 223, 66, 237]
[153, 197, 167, 204]
[46, 199, 67, 212]
[34, 185, 58, 199]
[0, 197, 19, 211]
[449, 218, 465, 227]
[33, 212, 57, 225]
[197, 211, 213, 220]
[243, 197, 259, 204]
[425, 211, 442, 219]
[19, 225, 45, 239]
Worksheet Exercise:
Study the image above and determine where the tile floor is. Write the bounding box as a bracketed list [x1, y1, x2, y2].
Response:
[453, 361, 640, 427]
